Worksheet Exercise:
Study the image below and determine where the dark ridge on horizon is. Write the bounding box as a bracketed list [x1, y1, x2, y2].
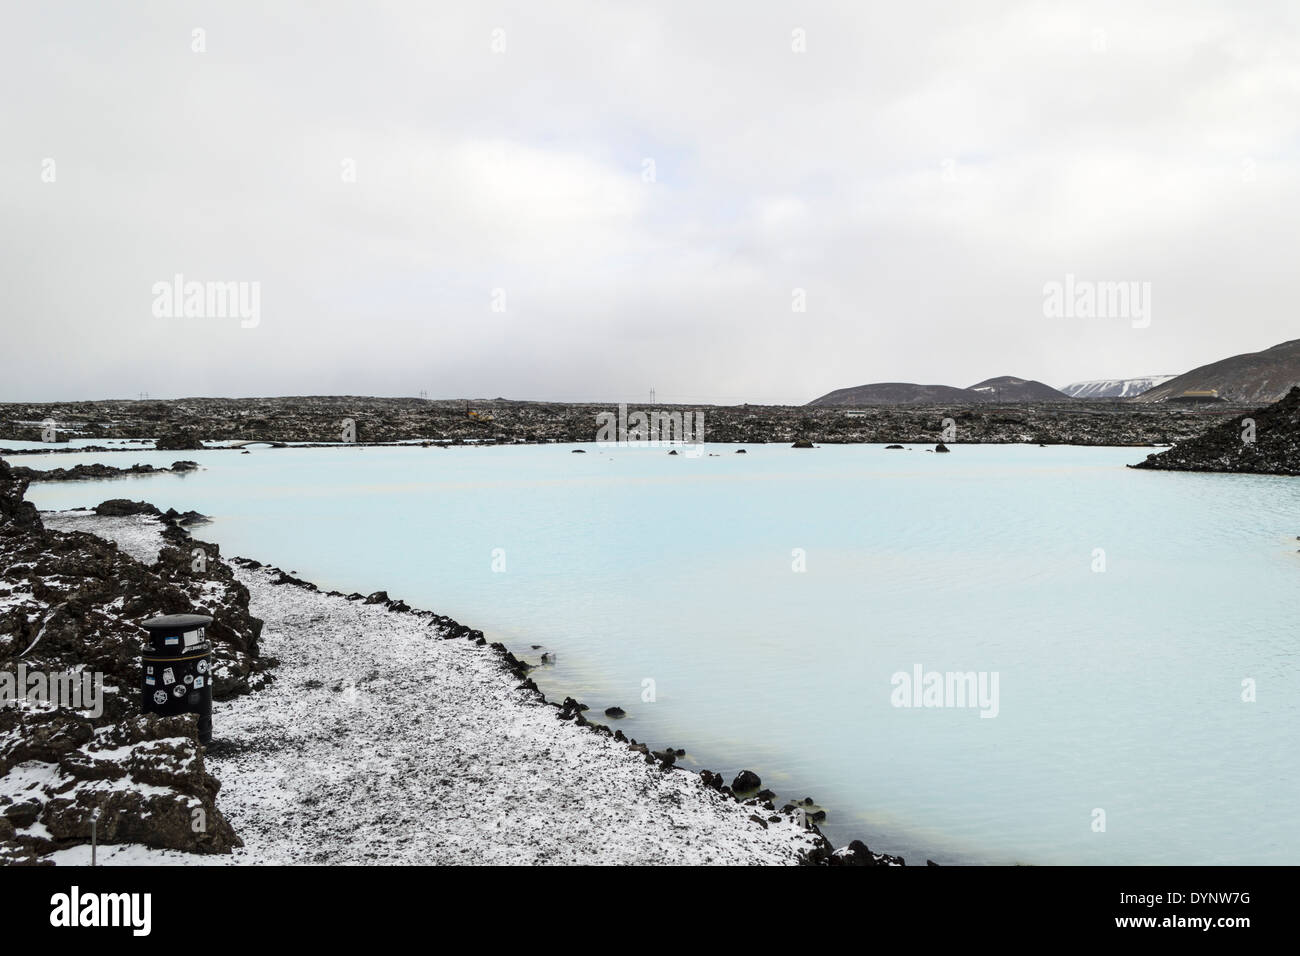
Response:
[1132, 338, 1300, 404]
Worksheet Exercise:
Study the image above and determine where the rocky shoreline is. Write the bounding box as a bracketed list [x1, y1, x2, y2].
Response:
[1, 458, 904, 866]
[0, 459, 270, 864]
[1132, 386, 1300, 476]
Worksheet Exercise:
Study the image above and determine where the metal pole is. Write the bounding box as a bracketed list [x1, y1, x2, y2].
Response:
[91, 807, 100, 866]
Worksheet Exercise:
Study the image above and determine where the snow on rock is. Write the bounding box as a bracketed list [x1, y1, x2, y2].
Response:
[1059, 376, 1176, 399]
[0, 464, 269, 864]
[43, 511, 167, 565]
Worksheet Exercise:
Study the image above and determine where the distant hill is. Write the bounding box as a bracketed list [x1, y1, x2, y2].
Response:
[1061, 375, 1176, 399]
[808, 383, 994, 406]
[1132, 386, 1300, 474]
[809, 375, 1070, 406]
[967, 376, 1071, 402]
[1133, 340, 1300, 404]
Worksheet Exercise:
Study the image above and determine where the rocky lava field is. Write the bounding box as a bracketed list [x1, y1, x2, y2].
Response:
[0, 395, 1254, 448]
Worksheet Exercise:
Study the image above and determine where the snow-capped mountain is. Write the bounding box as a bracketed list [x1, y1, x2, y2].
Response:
[1059, 376, 1177, 399]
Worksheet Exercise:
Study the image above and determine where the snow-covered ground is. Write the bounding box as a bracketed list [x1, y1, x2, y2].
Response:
[40, 514, 824, 866]
[43, 510, 166, 564]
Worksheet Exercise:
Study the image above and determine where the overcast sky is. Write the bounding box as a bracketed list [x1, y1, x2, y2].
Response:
[3, 1, 1298, 404]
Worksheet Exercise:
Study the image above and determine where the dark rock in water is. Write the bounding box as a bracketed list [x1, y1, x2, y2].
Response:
[732, 770, 761, 792]
[836, 840, 880, 866]
[652, 749, 677, 766]
[170, 460, 200, 472]
[557, 697, 588, 721]
[927, 859, 940, 866]
[885, 444, 904, 449]
[756, 788, 776, 801]
[735, 449, 747, 454]
[571, 449, 586, 453]
[94, 499, 162, 517]
[604, 706, 625, 718]
[935, 442, 950, 453]
[667, 450, 678, 455]
[154, 430, 204, 451]
[362, 590, 389, 604]
[791, 439, 814, 449]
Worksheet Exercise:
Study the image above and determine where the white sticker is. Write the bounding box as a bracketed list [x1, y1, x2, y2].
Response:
[184, 674, 194, 685]
[162, 668, 175, 686]
[172, 684, 186, 698]
[145, 676, 155, 686]
[193, 676, 205, 689]
[153, 690, 168, 705]
[146, 665, 154, 675]
[183, 629, 201, 647]
[165, 636, 179, 645]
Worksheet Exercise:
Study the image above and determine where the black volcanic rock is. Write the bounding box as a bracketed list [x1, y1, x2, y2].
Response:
[93, 499, 163, 517]
[154, 430, 204, 451]
[0, 393, 1251, 449]
[0, 464, 272, 861]
[0, 459, 41, 532]
[1133, 386, 1300, 475]
[1133, 339, 1300, 404]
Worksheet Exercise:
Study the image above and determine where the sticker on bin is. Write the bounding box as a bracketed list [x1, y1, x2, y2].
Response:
[145, 676, 155, 686]
[182, 629, 203, 648]
[172, 684, 187, 698]
[162, 668, 175, 686]
[194, 676, 205, 689]
[165, 636, 179, 645]
[153, 690, 168, 705]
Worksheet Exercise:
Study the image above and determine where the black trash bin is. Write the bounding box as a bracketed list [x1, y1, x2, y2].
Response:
[140, 613, 214, 744]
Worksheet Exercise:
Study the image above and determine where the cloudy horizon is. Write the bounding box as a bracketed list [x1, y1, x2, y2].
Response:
[3, 1, 1298, 404]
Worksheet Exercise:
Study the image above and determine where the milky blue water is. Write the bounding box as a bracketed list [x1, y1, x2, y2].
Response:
[12, 442, 1300, 865]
